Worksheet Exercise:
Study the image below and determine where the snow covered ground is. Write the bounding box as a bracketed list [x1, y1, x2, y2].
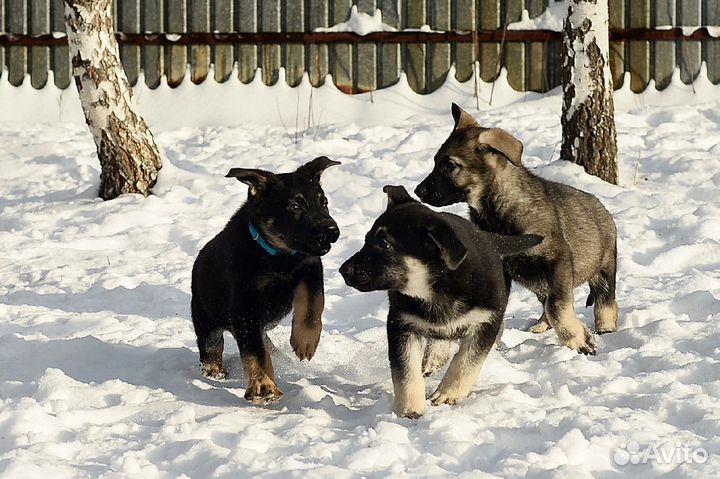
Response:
[1, 76, 720, 478]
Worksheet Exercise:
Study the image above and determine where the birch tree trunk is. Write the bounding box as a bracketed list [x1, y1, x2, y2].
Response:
[561, 0, 618, 185]
[64, 0, 162, 200]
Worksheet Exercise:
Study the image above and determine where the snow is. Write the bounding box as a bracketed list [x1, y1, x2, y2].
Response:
[2, 62, 720, 478]
[508, 1, 567, 32]
[315, 5, 396, 35]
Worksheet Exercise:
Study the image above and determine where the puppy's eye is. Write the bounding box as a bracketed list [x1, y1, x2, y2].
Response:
[288, 202, 302, 213]
[444, 161, 460, 172]
[378, 238, 393, 250]
[321, 197, 328, 207]
[475, 145, 491, 154]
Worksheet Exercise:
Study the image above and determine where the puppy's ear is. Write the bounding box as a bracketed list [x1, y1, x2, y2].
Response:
[383, 185, 415, 208]
[297, 156, 341, 182]
[427, 222, 468, 271]
[451, 103, 480, 130]
[478, 128, 524, 166]
[225, 168, 274, 196]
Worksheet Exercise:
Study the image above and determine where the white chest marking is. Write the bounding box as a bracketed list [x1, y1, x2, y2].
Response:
[400, 257, 433, 301]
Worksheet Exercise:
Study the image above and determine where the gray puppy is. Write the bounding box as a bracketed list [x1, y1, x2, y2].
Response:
[415, 104, 618, 355]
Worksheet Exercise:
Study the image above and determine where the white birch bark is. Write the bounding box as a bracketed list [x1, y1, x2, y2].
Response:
[561, 0, 618, 184]
[64, 0, 162, 200]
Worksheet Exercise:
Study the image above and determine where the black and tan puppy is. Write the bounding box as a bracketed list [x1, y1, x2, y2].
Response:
[415, 104, 619, 355]
[191, 156, 340, 403]
[340, 186, 542, 418]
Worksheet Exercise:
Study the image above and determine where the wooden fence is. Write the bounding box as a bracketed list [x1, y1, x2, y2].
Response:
[0, 0, 719, 94]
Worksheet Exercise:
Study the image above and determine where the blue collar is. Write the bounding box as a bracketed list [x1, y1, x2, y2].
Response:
[248, 221, 296, 256]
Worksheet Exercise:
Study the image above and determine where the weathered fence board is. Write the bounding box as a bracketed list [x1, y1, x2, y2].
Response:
[143, 0, 163, 88]
[479, 0, 501, 83]
[654, 0, 676, 90]
[453, 0, 475, 83]
[30, 0, 49, 88]
[609, 0, 626, 88]
[629, 0, 650, 92]
[189, 0, 210, 84]
[377, 0, 400, 88]
[707, 0, 720, 82]
[237, 0, 257, 83]
[505, 0, 526, 91]
[678, 0, 702, 83]
[167, 0, 187, 87]
[8, 0, 27, 86]
[285, 0, 305, 87]
[2, 0, 719, 95]
[117, 0, 139, 86]
[212, 0, 233, 83]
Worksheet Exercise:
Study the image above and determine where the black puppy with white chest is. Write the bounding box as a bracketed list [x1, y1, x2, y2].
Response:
[191, 157, 340, 403]
[340, 186, 542, 418]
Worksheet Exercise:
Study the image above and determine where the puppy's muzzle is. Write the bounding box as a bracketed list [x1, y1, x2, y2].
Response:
[339, 261, 370, 288]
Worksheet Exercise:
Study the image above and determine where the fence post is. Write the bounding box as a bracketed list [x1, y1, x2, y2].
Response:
[143, 0, 163, 88]
[285, 0, 305, 87]
[706, 0, 720, 83]
[427, 0, 451, 92]
[405, 0, 426, 93]
[167, 0, 187, 87]
[378, 0, 400, 88]
[118, 0, 140, 86]
[189, 0, 210, 83]
[677, 0, 702, 84]
[237, 0, 257, 83]
[654, 0, 675, 89]
[7, 0, 27, 86]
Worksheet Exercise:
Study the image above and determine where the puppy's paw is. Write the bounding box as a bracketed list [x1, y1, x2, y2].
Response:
[290, 322, 321, 361]
[395, 409, 423, 419]
[529, 317, 552, 334]
[422, 341, 450, 377]
[564, 327, 597, 355]
[200, 362, 227, 380]
[429, 387, 467, 406]
[244, 374, 283, 403]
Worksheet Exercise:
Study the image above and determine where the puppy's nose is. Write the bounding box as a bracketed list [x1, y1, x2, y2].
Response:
[327, 224, 340, 242]
[415, 183, 428, 199]
[339, 262, 353, 279]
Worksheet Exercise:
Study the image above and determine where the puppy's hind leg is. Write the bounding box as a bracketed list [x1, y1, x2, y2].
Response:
[590, 261, 618, 335]
[545, 260, 596, 355]
[529, 293, 552, 334]
[192, 298, 226, 380]
[234, 327, 283, 403]
[422, 339, 450, 377]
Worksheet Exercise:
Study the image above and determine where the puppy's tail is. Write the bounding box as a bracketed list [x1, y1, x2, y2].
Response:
[491, 233, 544, 257]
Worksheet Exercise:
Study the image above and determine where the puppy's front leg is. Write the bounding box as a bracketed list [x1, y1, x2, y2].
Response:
[388, 321, 425, 418]
[290, 261, 324, 361]
[430, 320, 500, 406]
[235, 327, 282, 403]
